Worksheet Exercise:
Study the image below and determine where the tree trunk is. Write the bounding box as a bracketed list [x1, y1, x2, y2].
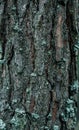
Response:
[0, 0, 79, 130]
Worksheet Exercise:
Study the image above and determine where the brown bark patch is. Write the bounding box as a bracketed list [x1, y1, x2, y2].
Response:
[29, 95, 35, 113]
[55, 7, 65, 61]
[56, 15, 63, 48]
[30, 41, 36, 70]
[52, 90, 58, 122]
[52, 102, 58, 122]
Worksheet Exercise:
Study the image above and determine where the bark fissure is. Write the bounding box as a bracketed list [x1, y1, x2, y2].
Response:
[66, 0, 78, 83]
[7, 45, 14, 108]
[30, 37, 36, 71]
[1, 0, 8, 59]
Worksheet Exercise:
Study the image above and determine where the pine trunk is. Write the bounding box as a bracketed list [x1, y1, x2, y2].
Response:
[0, 0, 79, 130]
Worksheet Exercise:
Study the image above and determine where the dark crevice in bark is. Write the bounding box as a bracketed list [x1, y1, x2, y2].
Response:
[36, 0, 39, 11]
[52, 1, 58, 28]
[57, 0, 65, 6]
[7, 45, 14, 65]
[0, 0, 8, 87]
[59, 1, 78, 130]
[60, 120, 67, 130]
[66, 0, 77, 85]
[30, 37, 36, 71]
[1, 0, 8, 59]
[13, 0, 19, 22]
[7, 45, 14, 108]
[7, 65, 13, 109]
[33, 0, 39, 11]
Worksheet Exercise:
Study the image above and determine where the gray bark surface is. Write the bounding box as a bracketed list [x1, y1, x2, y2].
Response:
[0, 0, 79, 130]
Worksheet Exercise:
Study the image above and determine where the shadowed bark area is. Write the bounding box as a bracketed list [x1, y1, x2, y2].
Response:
[0, 0, 79, 130]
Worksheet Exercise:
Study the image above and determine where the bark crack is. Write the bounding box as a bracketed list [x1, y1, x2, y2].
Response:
[0, 0, 8, 59]
[7, 45, 14, 108]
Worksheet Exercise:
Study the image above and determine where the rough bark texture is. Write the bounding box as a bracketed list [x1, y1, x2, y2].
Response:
[0, 0, 79, 130]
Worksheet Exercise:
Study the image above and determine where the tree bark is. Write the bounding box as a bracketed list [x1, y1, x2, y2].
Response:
[0, 0, 79, 130]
